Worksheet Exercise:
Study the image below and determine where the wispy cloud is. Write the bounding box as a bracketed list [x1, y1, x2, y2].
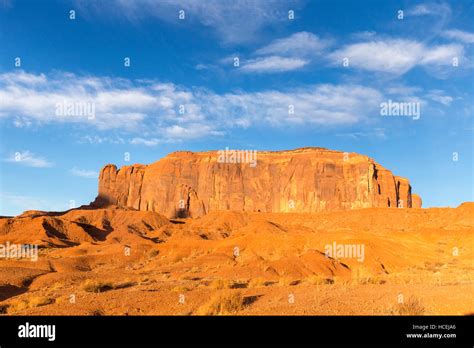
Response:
[336, 128, 386, 140]
[78, 135, 125, 145]
[329, 39, 464, 74]
[163, 124, 224, 139]
[70, 167, 99, 179]
[407, 3, 451, 17]
[5, 151, 53, 168]
[75, 0, 302, 44]
[207, 84, 385, 126]
[442, 29, 474, 44]
[426, 90, 454, 106]
[236, 32, 329, 73]
[241, 56, 309, 73]
[0, 70, 437, 142]
[256, 32, 330, 57]
[129, 137, 161, 146]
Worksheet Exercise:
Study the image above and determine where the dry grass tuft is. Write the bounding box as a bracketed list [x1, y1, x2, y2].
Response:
[81, 279, 114, 293]
[332, 276, 350, 285]
[7, 296, 54, 313]
[352, 268, 386, 285]
[209, 279, 230, 290]
[196, 291, 245, 315]
[29, 296, 54, 307]
[305, 274, 332, 285]
[394, 296, 425, 315]
[248, 277, 268, 288]
[172, 284, 191, 292]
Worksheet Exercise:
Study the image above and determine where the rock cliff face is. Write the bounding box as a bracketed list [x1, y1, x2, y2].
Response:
[92, 147, 421, 217]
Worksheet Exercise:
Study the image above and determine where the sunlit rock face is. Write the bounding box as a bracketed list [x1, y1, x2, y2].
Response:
[93, 147, 421, 218]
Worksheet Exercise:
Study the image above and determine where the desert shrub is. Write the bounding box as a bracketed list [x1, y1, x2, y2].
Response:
[229, 280, 248, 289]
[172, 285, 191, 292]
[209, 279, 230, 290]
[28, 296, 54, 307]
[7, 296, 54, 313]
[306, 274, 332, 285]
[248, 277, 268, 288]
[352, 267, 387, 285]
[196, 291, 244, 315]
[332, 276, 350, 285]
[395, 296, 425, 315]
[81, 279, 113, 293]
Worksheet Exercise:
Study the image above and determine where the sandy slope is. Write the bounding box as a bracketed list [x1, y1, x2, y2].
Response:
[0, 203, 472, 315]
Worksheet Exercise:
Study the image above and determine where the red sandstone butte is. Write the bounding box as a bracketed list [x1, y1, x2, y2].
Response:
[92, 147, 422, 218]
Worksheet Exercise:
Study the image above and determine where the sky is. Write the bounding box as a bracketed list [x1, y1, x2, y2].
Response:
[0, 0, 473, 216]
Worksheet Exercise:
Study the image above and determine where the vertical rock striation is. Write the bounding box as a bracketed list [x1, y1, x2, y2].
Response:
[92, 147, 421, 217]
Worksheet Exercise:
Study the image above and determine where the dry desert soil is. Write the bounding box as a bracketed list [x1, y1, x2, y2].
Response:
[0, 203, 473, 315]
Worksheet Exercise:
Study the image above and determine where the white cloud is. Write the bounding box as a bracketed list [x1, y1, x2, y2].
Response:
[206, 84, 384, 126]
[386, 85, 423, 95]
[426, 90, 453, 106]
[70, 167, 99, 179]
[129, 137, 161, 146]
[256, 32, 330, 57]
[336, 128, 386, 140]
[442, 29, 474, 44]
[407, 3, 451, 17]
[5, 151, 53, 168]
[351, 31, 377, 40]
[0, 70, 431, 142]
[163, 124, 224, 139]
[329, 39, 464, 74]
[78, 135, 125, 144]
[420, 44, 464, 65]
[241, 56, 309, 73]
[234, 32, 329, 73]
[0, 71, 191, 131]
[329, 40, 423, 74]
[76, 0, 302, 43]
[0, 71, 47, 85]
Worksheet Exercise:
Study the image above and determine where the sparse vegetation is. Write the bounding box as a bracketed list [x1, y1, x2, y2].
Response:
[394, 296, 425, 315]
[248, 277, 268, 288]
[29, 296, 54, 307]
[352, 268, 386, 285]
[306, 274, 332, 285]
[7, 296, 54, 313]
[196, 291, 245, 315]
[81, 279, 114, 293]
[172, 284, 191, 292]
[229, 280, 248, 289]
[332, 276, 350, 285]
[209, 278, 230, 289]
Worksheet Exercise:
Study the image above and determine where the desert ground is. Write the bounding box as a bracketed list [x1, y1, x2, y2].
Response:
[0, 203, 472, 315]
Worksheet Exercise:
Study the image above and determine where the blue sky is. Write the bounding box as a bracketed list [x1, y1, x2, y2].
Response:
[0, 0, 473, 216]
